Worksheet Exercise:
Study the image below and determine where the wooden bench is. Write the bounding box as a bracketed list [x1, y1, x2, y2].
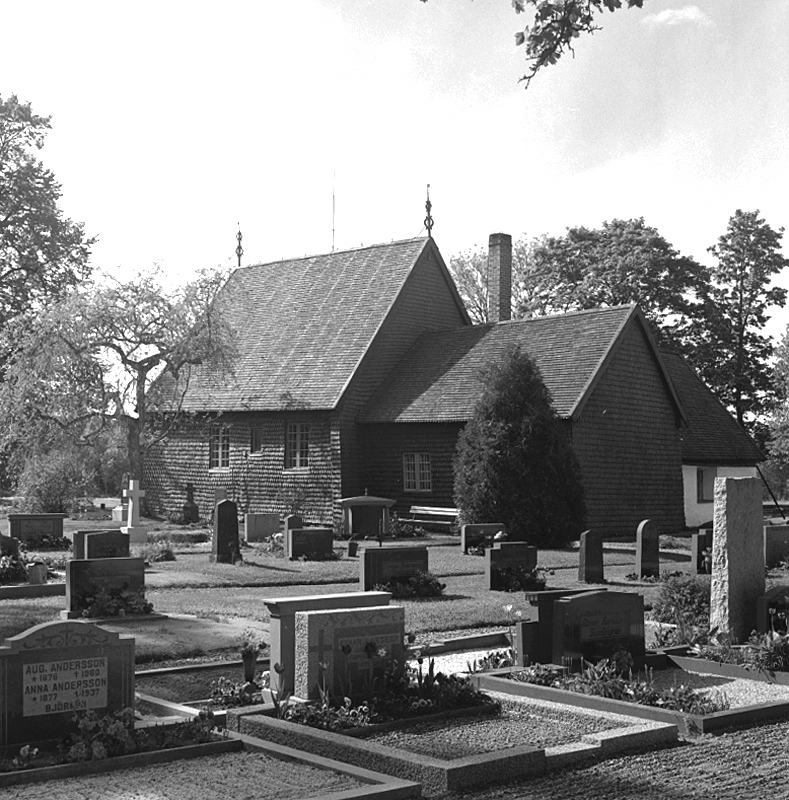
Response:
[406, 506, 459, 532]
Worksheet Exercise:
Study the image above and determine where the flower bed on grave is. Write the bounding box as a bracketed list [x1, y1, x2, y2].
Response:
[0, 708, 235, 787]
[468, 657, 789, 736]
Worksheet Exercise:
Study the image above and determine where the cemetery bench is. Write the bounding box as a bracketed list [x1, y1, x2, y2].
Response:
[406, 506, 458, 532]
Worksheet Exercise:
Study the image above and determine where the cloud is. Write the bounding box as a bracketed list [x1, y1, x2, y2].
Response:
[642, 6, 714, 28]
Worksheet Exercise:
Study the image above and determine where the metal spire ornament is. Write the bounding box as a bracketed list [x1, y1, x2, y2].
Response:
[235, 225, 244, 267]
[424, 184, 434, 238]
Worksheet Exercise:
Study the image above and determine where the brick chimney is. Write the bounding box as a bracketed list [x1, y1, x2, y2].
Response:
[487, 232, 512, 323]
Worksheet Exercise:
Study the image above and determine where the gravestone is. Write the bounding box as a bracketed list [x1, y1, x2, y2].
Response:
[764, 525, 789, 569]
[485, 542, 538, 590]
[578, 530, 604, 583]
[120, 479, 147, 544]
[635, 519, 659, 579]
[515, 588, 604, 665]
[553, 590, 645, 672]
[72, 530, 129, 560]
[182, 482, 200, 524]
[263, 591, 392, 695]
[0, 620, 134, 748]
[287, 527, 333, 560]
[284, 514, 303, 538]
[211, 499, 240, 564]
[359, 546, 429, 591]
[85, 531, 131, 560]
[691, 528, 713, 574]
[26, 562, 47, 585]
[710, 477, 764, 642]
[7, 514, 68, 548]
[245, 512, 280, 542]
[293, 605, 405, 701]
[461, 523, 506, 554]
[62, 558, 147, 619]
[0, 533, 19, 558]
[756, 585, 789, 634]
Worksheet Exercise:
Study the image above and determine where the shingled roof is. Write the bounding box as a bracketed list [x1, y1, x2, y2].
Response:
[176, 237, 436, 412]
[360, 305, 678, 422]
[660, 351, 763, 465]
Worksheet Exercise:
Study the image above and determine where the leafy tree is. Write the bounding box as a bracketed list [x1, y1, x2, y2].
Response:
[0, 266, 236, 487]
[514, 218, 705, 342]
[0, 94, 93, 328]
[448, 219, 704, 344]
[684, 210, 788, 428]
[419, 0, 644, 87]
[453, 346, 586, 546]
[449, 246, 489, 323]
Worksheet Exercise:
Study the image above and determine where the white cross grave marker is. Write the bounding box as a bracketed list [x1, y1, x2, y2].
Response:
[120, 479, 147, 544]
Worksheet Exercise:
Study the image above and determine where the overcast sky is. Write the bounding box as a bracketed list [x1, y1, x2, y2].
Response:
[2, 1, 787, 336]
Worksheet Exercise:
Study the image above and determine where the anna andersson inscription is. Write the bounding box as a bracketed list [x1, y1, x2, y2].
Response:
[23, 657, 108, 716]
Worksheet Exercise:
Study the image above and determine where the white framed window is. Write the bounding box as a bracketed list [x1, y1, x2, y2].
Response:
[697, 467, 716, 503]
[403, 452, 432, 492]
[285, 423, 309, 469]
[209, 424, 230, 469]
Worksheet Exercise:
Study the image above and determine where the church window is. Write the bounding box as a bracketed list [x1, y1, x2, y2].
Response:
[285, 423, 310, 468]
[209, 424, 230, 469]
[403, 453, 432, 492]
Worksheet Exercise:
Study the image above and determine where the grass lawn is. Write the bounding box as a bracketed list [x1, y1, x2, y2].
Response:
[0, 516, 703, 649]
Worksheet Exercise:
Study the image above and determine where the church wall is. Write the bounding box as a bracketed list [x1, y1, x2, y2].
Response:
[337, 242, 469, 502]
[143, 410, 340, 527]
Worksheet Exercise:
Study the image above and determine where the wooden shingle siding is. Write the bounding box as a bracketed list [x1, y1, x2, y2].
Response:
[361, 422, 464, 516]
[144, 411, 339, 526]
[571, 322, 685, 537]
[339, 245, 469, 499]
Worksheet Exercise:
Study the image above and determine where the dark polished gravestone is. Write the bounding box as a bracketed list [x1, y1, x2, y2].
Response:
[72, 530, 129, 561]
[756, 584, 789, 635]
[552, 590, 645, 672]
[0, 620, 134, 748]
[182, 482, 200, 524]
[61, 558, 147, 619]
[461, 523, 506, 554]
[514, 588, 605, 666]
[635, 519, 660, 579]
[211, 499, 240, 564]
[578, 530, 604, 583]
[764, 525, 789, 569]
[691, 528, 713, 575]
[7, 513, 68, 548]
[485, 542, 538, 590]
[359, 546, 429, 591]
[287, 527, 334, 560]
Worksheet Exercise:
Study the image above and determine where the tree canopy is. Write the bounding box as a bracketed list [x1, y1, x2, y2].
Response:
[683, 209, 788, 428]
[454, 346, 586, 546]
[420, 0, 644, 86]
[0, 267, 236, 483]
[0, 94, 93, 328]
[448, 218, 704, 341]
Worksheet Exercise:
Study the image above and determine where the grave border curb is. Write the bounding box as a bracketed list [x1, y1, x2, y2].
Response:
[668, 654, 789, 686]
[0, 583, 65, 600]
[470, 669, 789, 735]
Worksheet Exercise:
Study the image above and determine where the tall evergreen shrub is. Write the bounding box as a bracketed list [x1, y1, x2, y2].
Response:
[453, 346, 586, 547]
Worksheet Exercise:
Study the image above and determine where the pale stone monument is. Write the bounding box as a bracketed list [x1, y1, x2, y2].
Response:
[120, 479, 147, 544]
[710, 477, 765, 642]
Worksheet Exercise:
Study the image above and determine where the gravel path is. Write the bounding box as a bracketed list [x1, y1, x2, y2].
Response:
[365, 696, 633, 757]
[1, 751, 363, 800]
[444, 719, 789, 799]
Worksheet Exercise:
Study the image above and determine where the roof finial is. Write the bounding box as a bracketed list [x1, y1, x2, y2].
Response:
[235, 224, 244, 268]
[424, 184, 434, 238]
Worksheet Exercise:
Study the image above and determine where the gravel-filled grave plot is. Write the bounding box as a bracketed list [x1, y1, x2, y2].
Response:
[1, 749, 367, 800]
[363, 695, 639, 759]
